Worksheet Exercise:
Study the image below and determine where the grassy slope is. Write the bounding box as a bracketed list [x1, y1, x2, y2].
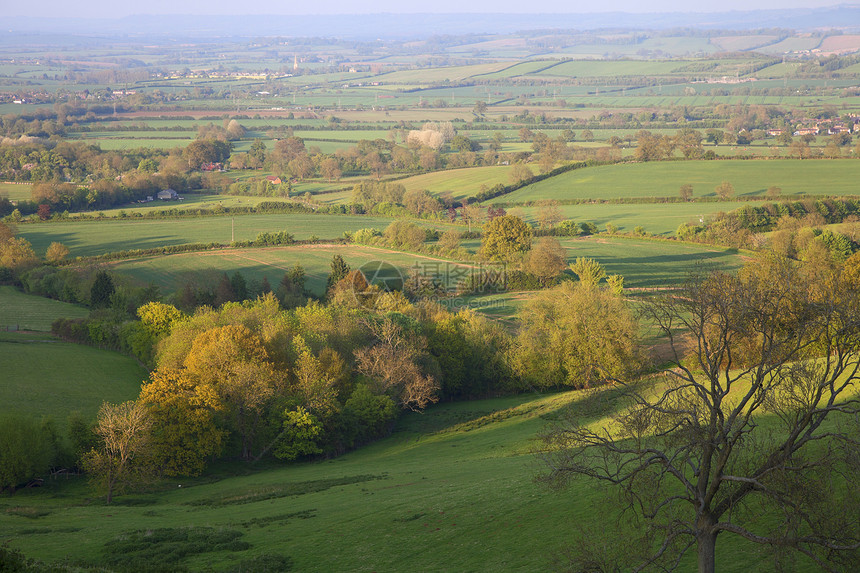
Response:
[493, 159, 859, 203]
[398, 165, 520, 200]
[0, 389, 793, 572]
[0, 182, 32, 201]
[511, 201, 747, 236]
[0, 332, 146, 430]
[0, 286, 89, 331]
[16, 214, 407, 258]
[108, 244, 475, 296]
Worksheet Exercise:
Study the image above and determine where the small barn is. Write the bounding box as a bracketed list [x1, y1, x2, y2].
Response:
[157, 189, 179, 200]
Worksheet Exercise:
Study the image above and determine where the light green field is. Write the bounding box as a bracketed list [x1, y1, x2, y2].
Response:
[0, 287, 89, 331]
[108, 244, 475, 296]
[0, 182, 32, 202]
[16, 214, 407, 258]
[373, 62, 512, 84]
[71, 195, 276, 218]
[83, 138, 193, 150]
[710, 35, 780, 52]
[0, 387, 804, 572]
[456, 236, 745, 289]
[491, 159, 860, 204]
[292, 130, 391, 141]
[510, 201, 761, 236]
[399, 165, 523, 200]
[536, 60, 685, 78]
[0, 331, 145, 431]
[557, 236, 744, 288]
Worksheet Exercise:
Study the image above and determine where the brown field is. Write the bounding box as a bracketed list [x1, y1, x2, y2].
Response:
[817, 35, 860, 54]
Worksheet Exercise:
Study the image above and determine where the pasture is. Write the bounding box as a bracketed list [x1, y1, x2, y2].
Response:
[490, 159, 859, 204]
[398, 165, 525, 200]
[455, 236, 745, 289]
[0, 388, 804, 572]
[0, 182, 32, 202]
[107, 244, 476, 296]
[16, 214, 413, 258]
[556, 236, 745, 288]
[0, 286, 88, 331]
[509, 201, 754, 236]
[0, 331, 145, 431]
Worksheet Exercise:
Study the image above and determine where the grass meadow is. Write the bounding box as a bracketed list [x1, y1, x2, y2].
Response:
[509, 201, 749, 236]
[0, 331, 145, 432]
[108, 244, 476, 296]
[0, 286, 89, 331]
[491, 159, 859, 204]
[398, 165, 526, 200]
[0, 387, 811, 572]
[16, 214, 411, 258]
[0, 182, 32, 202]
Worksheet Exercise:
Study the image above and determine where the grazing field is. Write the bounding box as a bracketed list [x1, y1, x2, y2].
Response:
[0, 389, 797, 572]
[455, 236, 745, 289]
[372, 62, 512, 84]
[0, 287, 89, 331]
[108, 244, 476, 296]
[399, 165, 524, 200]
[0, 331, 146, 431]
[511, 201, 755, 236]
[556, 236, 745, 288]
[491, 159, 859, 204]
[16, 214, 413, 258]
[0, 182, 32, 201]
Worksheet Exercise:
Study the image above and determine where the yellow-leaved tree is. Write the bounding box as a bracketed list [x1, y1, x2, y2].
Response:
[138, 368, 225, 476]
[183, 324, 282, 460]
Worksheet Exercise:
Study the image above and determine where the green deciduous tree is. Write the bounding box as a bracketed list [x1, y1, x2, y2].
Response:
[139, 369, 225, 477]
[0, 416, 57, 494]
[715, 180, 735, 200]
[524, 237, 567, 285]
[273, 406, 324, 461]
[481, 215, 532, 261]
[513, 281, 640, 389]
[183, 325, 280, 460]
[569, 257, 606, 288]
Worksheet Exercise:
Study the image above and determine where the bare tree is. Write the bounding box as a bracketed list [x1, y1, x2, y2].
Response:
[83, 401, 153, 504]
[540, 256, 860, 572]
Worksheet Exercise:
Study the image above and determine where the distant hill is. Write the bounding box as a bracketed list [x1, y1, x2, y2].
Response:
[4, 6, 860, 40]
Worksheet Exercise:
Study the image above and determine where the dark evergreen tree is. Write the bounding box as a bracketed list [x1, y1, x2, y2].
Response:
[230, 271, 248, 301]
[90, 270, 115, 308]
[259, 276, 272, 294]
[326, 256, 350, 295]
[214, 273, 236, 306]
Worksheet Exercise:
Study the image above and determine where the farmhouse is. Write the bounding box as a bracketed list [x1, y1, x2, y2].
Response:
[266, 176, 283, 184]
[157, 189, 179, 200]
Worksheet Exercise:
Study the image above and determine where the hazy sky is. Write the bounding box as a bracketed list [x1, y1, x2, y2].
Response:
[8, 0, 850, 18]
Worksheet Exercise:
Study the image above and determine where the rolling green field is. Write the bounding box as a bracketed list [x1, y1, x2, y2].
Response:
[511, 201, 753, 236]
[398, 165, 525, 200]
[455, 236, 745, 289]
[0, 182, 32, 201]
[0, 388, 803, 572]
[108, 244, 476, 296]
[0, 286, 89, 331]
[0, 331, 146, 431]
[492, 159, 860, 204]
[16, 214, 413, 258]
[557, 236, 745, 288]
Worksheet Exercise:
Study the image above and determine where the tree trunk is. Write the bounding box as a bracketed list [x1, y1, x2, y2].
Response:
[697, 528, 717, 573]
